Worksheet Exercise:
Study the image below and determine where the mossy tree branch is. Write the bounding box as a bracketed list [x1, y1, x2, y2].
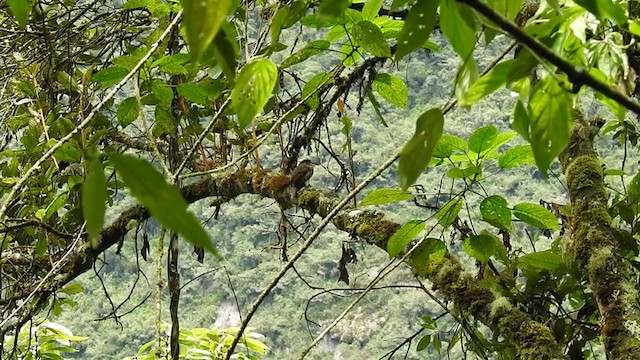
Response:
[1, 169, 557, 358]
[559, 120, 640, 359]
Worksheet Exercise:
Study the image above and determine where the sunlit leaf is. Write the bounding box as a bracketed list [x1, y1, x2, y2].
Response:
[409, 238, 447, 276]
[281, 40, 330, 69]
[480, 195, 511, 231]
[518, 250, 564, 271]
[360, 188, 412, 206]
[499, 145, 534, 168]
[437, 197, 462, 229]
[318, 0, 351, 18]
[398, 108, 444, 190]
[352, 20, 391, 58]
[8, 0, 30, 28]
[182, 0, 232, 60]
[108, 153, 217, 255]
[91, 67, 129, 88]
[387, 220, 425, 258]
[373, 73, 408, 109]
[469, 126, 498, 154]
[232, 58, 278, 129]
[513, 203, 559, 230]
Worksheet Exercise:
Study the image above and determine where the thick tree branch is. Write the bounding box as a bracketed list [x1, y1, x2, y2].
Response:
[559, 120, 640, 359]
[1, 168, 557, 358]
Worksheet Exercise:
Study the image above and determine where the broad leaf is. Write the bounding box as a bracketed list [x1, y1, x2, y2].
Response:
[362, 0, 383, 20]
[281, 40, 330, 69]
[513, 203, 559, 230]
[83, 155, 107, 248]
[91, 67, 129, 88]
[469, 126, 498, 154]
[360, 188, 412, 206]
[437, 197, 462, 229]
[433, 135, 468, 158]
[573, 0, 626, 25]
[398, 108, 444, 190]
[498, 145, 534, 168]
[518, 250, 564, 271]
[302, 72, 334, 109]
[373, 73, 408, 109]
[387, 220, 426, 258]
[108, 153, 217, 255]
[8, 0, 30, 28]
[395, 0, 440, 61]
[177, 83, 210, 106]
[318, 0, 351, 18]
[182, 0, 232, 60]
[480, 195, 511, 231]
[446, 165, 481, 179]
[232, 58, 278, 129]
[116, 97, 140, 127]
[352, 21, 391, 58]
[409, 238, 447, 276]
[464, 234, 497, 263]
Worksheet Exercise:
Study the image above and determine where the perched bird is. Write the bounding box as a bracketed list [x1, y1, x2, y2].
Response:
[290, 159, 314, 190]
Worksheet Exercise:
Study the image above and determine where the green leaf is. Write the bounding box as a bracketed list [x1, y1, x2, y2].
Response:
[177, 83, 210, 106]
[83, 155, 107, 248]
[352, 20, 391, 58]
[60, 283, 84, 295]
[437, 197, 462, 229]
[468, 126, 498, 154]
[480, 196, 511, 231]
[210, 23, 239, 83]
[154, 106, 176, 136]
[318, 0, 351, 18]
[182, 0, 232, 60]
[387, 220, 426, 258]
[91, 67, 129, 88]
[416, 335, 431, 351]
[8, 0, 30, 28]
[511, 100, 530, 141]
[513, 203, 559, 230]
[409, 238, 447, 276]
[518, 250, 564, 271]
[362, 0, 383, 20]
[573, 0, 626, 25]
[116, 97, 140, 127]
[232, 58, 278, 129]
[464, 234, 496, 262]
[152, 81, 173, 109]
[498, 145, 534, 168]
[108, 153, 217, 255]
[446, 165, 481, 179]
[395, 0, 440, 61]
[398, 108, 445, 190]
[527, 76, 573, 174]
[281, 40, 330, 69]
[271, 1, 309, 43]
[440, 0, 475, 62]
[360, 188, 412, 206]
[302, 72, 334, 109]
[373, 73, 408, 109]
[433, 135, 468, 158]
[366, 89, 389, 126]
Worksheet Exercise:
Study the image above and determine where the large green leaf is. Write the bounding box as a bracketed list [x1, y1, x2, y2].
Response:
[271, 1, 309, 43]
[433, 135, 468, 159]
[498, 145, 534, 168]
[480, 195, 511, 231]
[527, 76, 573, 174]
[440, 0, 475, 62]
[437, 197, 462, 229]
[518, 250, 564, 271]
[463, 234, 497, 262]
[281, 40, 330, 69]
[395, 0, 440, 61]
[318, 0, 351, 18]
[362, 0, 383, 20]
[468, 126, 498, 154]
[302, 72, 334, 109]
[182, 0, 232, 60]
[232, 58, 278, 129]
[387, 220, 426, 258]
[398, 108, 444, 190]
[513, 203, 560, 230]
[373, 73, 408, 109]
[574, 0, 626, 25]
[108, 153, 217, 255]
[352, 21, 391, 58]
[409, 238, 447, 276]
[83, 155, 107, 248]
[360, 188, 412, 206]
[8, 0, 30, 28]
[116, 97, 140, 127]
[91, 67, 129, 88]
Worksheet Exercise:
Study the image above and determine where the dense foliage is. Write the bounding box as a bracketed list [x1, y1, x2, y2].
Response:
[2, 0, 640, 359]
